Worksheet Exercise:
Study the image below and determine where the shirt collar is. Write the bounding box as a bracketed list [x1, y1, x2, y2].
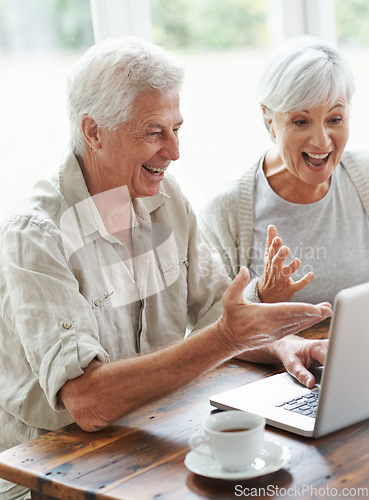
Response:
[133, 191, 169, 223]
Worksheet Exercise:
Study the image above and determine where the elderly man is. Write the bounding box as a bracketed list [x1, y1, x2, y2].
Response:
[0, 36, 330, 498]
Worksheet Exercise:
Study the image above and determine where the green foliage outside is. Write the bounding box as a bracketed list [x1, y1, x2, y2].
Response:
[53, 0, 94, 49]
[151, 0, 369, 51]
[0, 0, 93, 51]
[151, 0, 268, 51]
[334, 0, 369, 46]
[0, 0, 369, 52]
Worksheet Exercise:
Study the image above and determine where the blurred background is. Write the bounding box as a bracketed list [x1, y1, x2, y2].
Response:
[1, 0, 368, 215]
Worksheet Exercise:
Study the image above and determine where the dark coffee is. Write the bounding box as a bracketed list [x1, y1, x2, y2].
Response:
[221, 427, 250, 433]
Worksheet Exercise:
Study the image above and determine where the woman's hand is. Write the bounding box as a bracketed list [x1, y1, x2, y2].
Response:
[258, 225, 314, 303]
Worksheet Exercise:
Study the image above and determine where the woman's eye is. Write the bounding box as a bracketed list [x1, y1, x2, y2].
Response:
[294, 120, 307, 127]
[330, 116, 343, 124]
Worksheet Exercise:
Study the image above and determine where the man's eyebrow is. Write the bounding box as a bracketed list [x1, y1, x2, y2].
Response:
[146, 122, 162, 129]
[147, 119, 184, 129]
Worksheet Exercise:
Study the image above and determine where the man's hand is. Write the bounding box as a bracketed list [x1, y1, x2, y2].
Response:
[216, 266, 332, 356]
[258, 225, 314, 303]
[237, 334, 328, 388]
[60, 266, 331, 432]
[272, 334, 328, 388]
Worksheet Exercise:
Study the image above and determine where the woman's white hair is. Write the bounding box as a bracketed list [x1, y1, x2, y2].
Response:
[257, 36, 355, 134]
[66, 36, 185, 156]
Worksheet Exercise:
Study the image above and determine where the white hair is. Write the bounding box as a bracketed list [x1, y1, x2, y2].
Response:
[66, 36, 185, 156]
[257, 36, 355, 133]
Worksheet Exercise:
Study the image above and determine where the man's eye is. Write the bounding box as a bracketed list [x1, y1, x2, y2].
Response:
[294, 120, 307, 127]
[330, 117, 343, 124]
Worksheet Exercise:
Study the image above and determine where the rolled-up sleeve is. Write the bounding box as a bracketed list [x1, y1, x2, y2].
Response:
[0, 216, 109, 414]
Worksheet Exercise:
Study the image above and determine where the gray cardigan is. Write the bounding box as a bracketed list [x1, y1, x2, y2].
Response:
[199, 150, 369, 298]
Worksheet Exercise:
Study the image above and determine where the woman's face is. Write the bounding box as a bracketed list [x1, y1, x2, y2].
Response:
[268, 98, 349, 189]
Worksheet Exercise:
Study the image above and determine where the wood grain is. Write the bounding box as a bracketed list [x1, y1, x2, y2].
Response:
[1, 319, 368, 499]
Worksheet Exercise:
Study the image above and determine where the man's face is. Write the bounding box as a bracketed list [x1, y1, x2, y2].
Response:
[91, 89, 183, 198]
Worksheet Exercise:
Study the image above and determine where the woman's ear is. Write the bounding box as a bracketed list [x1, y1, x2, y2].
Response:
[81, 115, 102, 151]
[262, 105, 276, 139]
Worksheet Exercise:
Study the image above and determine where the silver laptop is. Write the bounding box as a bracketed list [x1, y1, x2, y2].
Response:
[210, 281, 369, 438]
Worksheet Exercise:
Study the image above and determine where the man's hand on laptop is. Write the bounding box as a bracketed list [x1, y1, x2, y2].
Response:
[235, 334, 328, 389]
[271, 335, 328, 388]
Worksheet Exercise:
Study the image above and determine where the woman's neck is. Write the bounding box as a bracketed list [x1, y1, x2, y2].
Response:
[263, 148, 331, 204]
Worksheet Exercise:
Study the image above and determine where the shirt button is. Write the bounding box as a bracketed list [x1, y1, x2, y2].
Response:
[63, 321, 73, 330]
[94, 299, 100, 307]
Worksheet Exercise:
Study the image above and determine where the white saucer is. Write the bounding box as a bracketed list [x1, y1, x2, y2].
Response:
[184, 440, 290, 480]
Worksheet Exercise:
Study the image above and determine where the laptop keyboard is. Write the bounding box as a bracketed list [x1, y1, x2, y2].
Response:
[275, 388, 320, 418]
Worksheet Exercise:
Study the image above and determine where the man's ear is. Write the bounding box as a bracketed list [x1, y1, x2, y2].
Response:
[81, 115, 101, 151]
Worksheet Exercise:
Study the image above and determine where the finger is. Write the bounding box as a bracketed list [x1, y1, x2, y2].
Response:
[264, 226, 281, 259]
[291, 271, 314, 291]
[310, 341, 329, 365]
[273, 257, 301, 281]
[316, 302, 333, 316]
[286, 360, 316, 388]
[265, 238, 283, 266]
[274, 314, 329, 337]
[272, 245, 290, 268]
[223, 266, 250, 304]
[266, 301, 331, 320]
[266, 225, 278, 248]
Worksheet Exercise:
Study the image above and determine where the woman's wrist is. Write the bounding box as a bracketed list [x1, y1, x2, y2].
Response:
[243, 277, 262, 303]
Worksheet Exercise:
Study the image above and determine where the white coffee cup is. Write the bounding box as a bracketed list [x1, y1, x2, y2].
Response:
[189, 410, 265, 471]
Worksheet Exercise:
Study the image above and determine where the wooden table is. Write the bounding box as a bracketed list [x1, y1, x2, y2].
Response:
[0, 320, 369, 499]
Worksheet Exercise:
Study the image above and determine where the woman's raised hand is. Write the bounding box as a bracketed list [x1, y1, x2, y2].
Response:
[258, 225, 314, 303]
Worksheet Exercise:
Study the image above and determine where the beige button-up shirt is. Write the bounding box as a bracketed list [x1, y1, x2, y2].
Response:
[0, 153, 229, 452]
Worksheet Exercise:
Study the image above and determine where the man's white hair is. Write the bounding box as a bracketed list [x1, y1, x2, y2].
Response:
[66, 36, 185, 156]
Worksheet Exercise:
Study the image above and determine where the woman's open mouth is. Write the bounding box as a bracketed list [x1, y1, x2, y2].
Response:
[302, 152, 331, 168]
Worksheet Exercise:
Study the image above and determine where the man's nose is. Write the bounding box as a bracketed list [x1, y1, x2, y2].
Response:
[160, 132, 180, 161]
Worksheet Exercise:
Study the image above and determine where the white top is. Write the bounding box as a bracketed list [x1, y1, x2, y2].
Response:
[249, 160, 369, 304]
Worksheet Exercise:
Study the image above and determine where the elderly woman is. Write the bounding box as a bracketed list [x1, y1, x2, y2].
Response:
[200, 36, 369, 305]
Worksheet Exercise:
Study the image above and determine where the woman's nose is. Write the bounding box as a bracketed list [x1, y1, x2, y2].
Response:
[310, 124, 331, 150]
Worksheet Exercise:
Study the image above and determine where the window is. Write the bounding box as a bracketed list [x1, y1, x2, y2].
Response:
[1, 0, 367, 216]
[334, 0, 369, 151]
[150, 0, 271, 208]
[0, 0, 93, 216]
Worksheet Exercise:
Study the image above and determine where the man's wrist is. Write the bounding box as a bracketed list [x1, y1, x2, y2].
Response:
[213, 317, 241, 357]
